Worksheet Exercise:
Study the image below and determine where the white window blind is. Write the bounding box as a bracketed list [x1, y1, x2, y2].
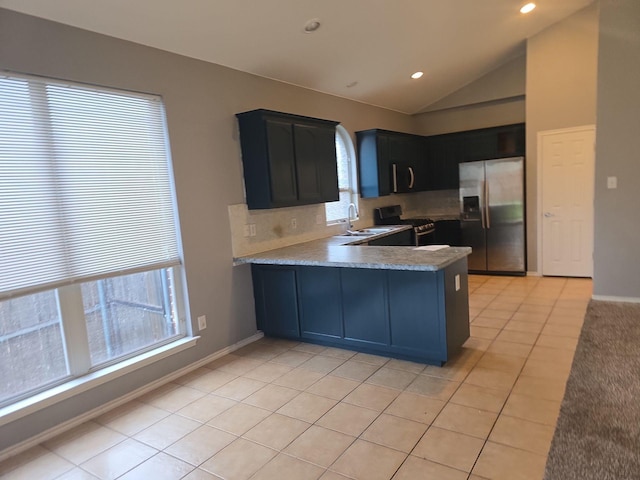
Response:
[0, 73, 180, 300]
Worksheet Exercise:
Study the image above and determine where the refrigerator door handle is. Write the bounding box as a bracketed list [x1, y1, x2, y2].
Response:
[485, 180, 491, 229]
[392, 163, 398, 193]
[479, 181, 486, 229]
[408, 166, 415, 189]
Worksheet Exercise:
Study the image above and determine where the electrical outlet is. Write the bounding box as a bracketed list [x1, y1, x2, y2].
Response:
[291, 218, 297, 229]
[243, 224, 250, 237]
[455, 274, 461, 292]
[197, 315, 207, 331]
[607, 176, 617, 189]
[249, 224, 256, 236]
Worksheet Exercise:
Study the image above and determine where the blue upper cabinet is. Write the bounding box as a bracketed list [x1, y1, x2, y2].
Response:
[236, 109, 340, 209]
[356, 129, 426, 198]
[357, 123, 525, 196]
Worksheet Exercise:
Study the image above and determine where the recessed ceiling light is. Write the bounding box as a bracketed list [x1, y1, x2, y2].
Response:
[411, 71, 424, 79]
[520, 3, 536, 14]
[303, 18, 321, 33]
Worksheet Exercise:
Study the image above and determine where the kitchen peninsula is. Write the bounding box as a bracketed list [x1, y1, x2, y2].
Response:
[235, 229, 471, 365]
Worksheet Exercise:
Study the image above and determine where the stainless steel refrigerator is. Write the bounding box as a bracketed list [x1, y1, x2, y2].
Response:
[459, 157, 525, 275]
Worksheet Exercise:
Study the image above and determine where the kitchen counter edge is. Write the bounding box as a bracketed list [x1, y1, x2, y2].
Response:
[233, 229, 471, 272]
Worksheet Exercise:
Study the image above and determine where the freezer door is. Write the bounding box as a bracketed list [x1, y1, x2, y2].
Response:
[485, 157, 525, 273]
[459, 161, 487, 271]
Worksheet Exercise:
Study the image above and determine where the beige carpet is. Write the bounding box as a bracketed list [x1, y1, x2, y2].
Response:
[544, 300, 640, 480]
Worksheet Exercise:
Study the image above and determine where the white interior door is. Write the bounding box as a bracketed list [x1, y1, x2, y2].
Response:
[540, 126, 595, 277]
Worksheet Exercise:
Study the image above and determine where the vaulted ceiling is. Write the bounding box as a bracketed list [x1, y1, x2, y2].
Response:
[0, 0, 594, 114]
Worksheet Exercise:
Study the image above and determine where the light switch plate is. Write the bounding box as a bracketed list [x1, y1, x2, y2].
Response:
[197, 315, 207, 331]
[607, 176, 617, 189]
[455, 274, 460, 291]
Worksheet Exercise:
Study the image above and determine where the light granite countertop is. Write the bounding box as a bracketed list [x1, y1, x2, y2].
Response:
[233, 225, 471, 272]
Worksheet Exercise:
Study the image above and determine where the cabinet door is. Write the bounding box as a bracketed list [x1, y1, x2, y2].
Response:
[293, 124, 322, 203]
[375, 134, 392, 196]
[387, 134, 410, 164]
[341, 269, 389, 346]
[252, 265, 300, 338]
[461, 130, 498, 161]
[387, 271, 444, 359]
[265, 119, 298, 205]
[434, 220, 462, 246]
[294, 124, 339, 203]
[496, 124, 525, 157]
[412, 137, 430, 192]
[428, 134, 461, 190]
[298, 267, 343, 340]
[388, 134, 422, 193]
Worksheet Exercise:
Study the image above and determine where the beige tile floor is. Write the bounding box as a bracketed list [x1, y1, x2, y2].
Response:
[0, 275, 592, 480]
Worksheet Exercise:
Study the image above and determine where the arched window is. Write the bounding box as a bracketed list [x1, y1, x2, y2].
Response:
[325, 125, 358, 224]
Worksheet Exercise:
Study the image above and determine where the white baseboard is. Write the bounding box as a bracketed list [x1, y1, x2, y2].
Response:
[0, 331, 264, 463]
[592, 295, 640, 304]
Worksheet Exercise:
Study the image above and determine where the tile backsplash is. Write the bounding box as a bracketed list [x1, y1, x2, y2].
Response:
[229, 189, 459, 257]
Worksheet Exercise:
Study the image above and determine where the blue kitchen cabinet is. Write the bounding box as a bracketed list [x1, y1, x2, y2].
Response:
[341, 269, 390, 347]
[443, 259, 471, 355]
[387, 270, 444, 359]
[356, 129, 427, 198]
[434, 220, 463, 246]
[251, 265, 300, 338]
[236, 109, 339, 209]
[250, 259, 470, 365]
[298, 266, 343, 341]
[356, 130, 392, 198]
[425, 133, 462, 190]
[294, 123, 340, 204]
[357, 123, 525, 195]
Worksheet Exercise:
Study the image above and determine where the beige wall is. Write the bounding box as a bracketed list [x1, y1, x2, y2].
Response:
[415, 4, 599, 275]
[414, 98, 525, 136]
[413, 55, 526, 136]
[593, 0, 640, 298]
[0, 8, 415, 452]
[525, 3, 599, 272]
[420, 55, 526, 113]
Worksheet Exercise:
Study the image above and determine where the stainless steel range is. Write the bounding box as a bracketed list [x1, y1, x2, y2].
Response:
[374, 205, 435, 246]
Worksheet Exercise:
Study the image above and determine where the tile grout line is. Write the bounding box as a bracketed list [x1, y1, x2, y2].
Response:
[466, 276, 583, 478]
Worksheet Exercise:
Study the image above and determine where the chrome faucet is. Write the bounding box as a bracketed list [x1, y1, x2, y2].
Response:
[347, 203, 358, 231]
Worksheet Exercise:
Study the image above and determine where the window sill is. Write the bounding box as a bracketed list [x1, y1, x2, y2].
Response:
[0, 336, 199, 427]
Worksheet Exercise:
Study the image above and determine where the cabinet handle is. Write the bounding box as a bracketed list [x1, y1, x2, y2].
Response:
[408, 166, 415, 189]
[392, 163, 398, 193]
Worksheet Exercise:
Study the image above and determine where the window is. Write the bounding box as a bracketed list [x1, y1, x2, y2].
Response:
[325, 125, 358, 224]
[0, 73, 185, 407]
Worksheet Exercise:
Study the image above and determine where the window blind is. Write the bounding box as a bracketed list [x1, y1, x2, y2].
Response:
[0, 73, 180, 300]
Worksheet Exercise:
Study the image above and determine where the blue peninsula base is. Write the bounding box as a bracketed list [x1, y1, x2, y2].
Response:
[251, 258, 470, 366]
